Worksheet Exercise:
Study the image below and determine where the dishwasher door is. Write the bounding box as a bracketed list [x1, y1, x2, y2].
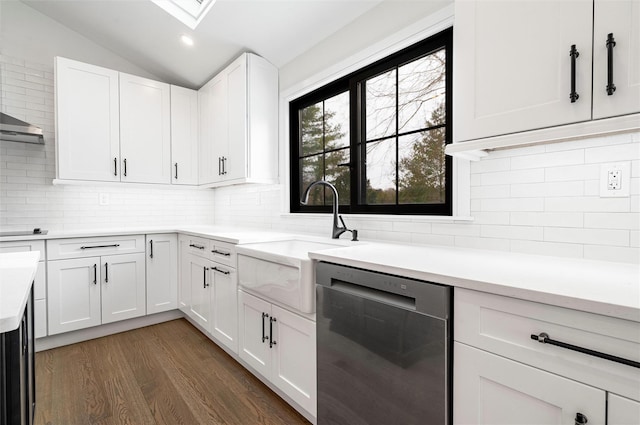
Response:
[316, 262, 451, 425]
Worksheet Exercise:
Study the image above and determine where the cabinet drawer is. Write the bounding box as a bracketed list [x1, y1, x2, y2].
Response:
[47, 235, 145, 260]
[455, 288, 640, 401]
[184, 236, 210, 259]
[0, 240, 45, 257]
[211, 240, 236, 267]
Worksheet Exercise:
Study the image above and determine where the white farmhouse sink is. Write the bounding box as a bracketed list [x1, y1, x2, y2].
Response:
[236, 238, 347, 313]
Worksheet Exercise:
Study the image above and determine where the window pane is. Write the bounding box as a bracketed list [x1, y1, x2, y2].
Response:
[301, 155, 324, 206]
[398, 127, 446, 204]
[300, 102, 324, 156]
[324, 92, 349, 150]
[365, 139, 396, 205]
[398, 49, 446, 133]
[365, 69, 397, 141]
[325, 148, 350, 205]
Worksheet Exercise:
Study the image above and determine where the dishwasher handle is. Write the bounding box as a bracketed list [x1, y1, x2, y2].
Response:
[330, 280, 416, 311]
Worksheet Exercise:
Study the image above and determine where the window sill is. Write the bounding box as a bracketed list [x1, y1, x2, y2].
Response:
[280, 212, 474, 223]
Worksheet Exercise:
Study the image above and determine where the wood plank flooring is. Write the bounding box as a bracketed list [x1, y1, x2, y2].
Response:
[35, 319, 311, 425]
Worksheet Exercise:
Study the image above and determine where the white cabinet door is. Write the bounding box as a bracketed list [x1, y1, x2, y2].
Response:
[178, 236, 191, 313]
[188, 254, 212, 330]
[55, 57, 120, 181]
[210, 265, 238, 353]
[271, 304, 317, 417]
[47, 257, 101, 335]
[198, 74, 227, 184]
[170, 85, 199, 185]
[146, 234, 178, 314]
[34, 299, 47, 339]
[453, 0, 593, 142]
[119, 73, 171, 184]
[593, 0, 640, 119]
[101, 253, 146, 324]
[454, 343, 606, 425]
[608, 393, 640, 425]
[238, 290, 271, 378]
[225, 55, 247, 182]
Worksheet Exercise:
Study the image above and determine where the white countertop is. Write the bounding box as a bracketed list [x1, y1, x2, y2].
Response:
[309, 242, 640, 323]
[0, 251, 40, 333]
[2, 225, 639, 323]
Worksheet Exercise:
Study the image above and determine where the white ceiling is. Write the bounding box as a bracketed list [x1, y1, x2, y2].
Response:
[21, 0, 385, 89]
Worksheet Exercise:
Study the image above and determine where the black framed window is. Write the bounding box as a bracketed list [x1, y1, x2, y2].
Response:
[290, 28, 452, 215]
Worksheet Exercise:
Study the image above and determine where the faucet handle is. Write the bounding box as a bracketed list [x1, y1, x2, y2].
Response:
[338, 215, 347, 230]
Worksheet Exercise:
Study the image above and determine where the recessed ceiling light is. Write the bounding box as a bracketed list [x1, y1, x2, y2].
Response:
[181, 34, 194, 46]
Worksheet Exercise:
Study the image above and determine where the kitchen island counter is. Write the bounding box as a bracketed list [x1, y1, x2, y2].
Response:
[0, 251, 39, 332]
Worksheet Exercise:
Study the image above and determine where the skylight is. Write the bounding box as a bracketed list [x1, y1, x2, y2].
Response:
[151, 0, 216, 29]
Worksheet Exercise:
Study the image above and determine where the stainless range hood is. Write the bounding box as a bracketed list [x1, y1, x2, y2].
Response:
[0, 113, 44, 144]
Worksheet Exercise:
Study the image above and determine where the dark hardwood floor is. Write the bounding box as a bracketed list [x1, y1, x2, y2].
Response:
[35, 319, 311, 425]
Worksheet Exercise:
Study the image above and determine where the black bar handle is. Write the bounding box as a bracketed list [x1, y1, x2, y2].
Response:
[114, 157, 118, 176]
[606, 33, 616, 96]
[93, 263, 97, 285]
[218, 157, 221, 176]
[211, 249, 231, 257]
[222, 157, 227, 175]
[174, 163, 178, 179]
[262, 312, 269, 343]
[269, 317, 277, 348]
[104, 262, 109, 283]
[149, 240, 153, 258]
[569, 44, 580, 103]
[212, 266, 230, 275]
[124, 158, 127, 176]
[203, 267, 209, 288]
[81, 244, 120, 250]
[189, 243, 205, 250]
[531, 333, 640, 368]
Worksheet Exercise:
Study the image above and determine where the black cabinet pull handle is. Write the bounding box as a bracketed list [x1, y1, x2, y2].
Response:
[124, 158, 127, 176]
[203, 267, 209, 288]
[222, 157, 227, 175]
[606, 33, 616, 96]
[81, 244, 120, 250]
[93, 263, 97, 285]
[211, 249, 231, 257]
[114, 157, 118, 176]
[218, 157, 222, 176]
[569, 44, 580, 103]
[212, 266, 230, 275]
[531, 333, 640, 368]
[149, 240, 153, 258]
[269, 317, 277, 348]
[262, 312, 269, 343]
[104, 262, 109, 283]
[174, 162, 178, 179]
[189, 243, 205, 250]
[575, 413, 588, 425]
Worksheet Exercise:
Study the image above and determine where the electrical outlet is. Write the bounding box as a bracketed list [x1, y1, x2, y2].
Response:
[600, 162, 630, 198]
[99, 193, 110, 205]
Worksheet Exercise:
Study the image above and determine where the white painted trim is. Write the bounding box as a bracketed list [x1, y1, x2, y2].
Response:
[277, 4, 464, 218]
[35, 310, 182, 352]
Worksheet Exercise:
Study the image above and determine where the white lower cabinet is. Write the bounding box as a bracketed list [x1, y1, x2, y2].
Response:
[187, 254, 212, 330]
[146, 234, 178, 314]
[238, 290, 316, 416]
[454, 288, 640, 425]
[47, 237, 146, 335]
[454, 343, 605, 424]
[210, 265, 238, 353]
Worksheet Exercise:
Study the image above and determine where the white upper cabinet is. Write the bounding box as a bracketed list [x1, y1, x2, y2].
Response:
[198, 53, 278, 187]
[454, 0, 593, 142]
[170, 85, 199, 185]
[592, 0, 640, 119]
[119, 73, 171, 184]
[55, 57, 120, 182]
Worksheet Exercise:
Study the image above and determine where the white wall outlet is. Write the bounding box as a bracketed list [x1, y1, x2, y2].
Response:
[600, 162, 630, 198]
[99, 192, 110, 205]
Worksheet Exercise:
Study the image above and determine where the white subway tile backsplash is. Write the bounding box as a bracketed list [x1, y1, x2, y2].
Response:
[509, 240, 583, 259]
[545, 196, 630, 212]
[479, 168, 544, 186]
[544, 227, 629, 247]
[480, 197, 544, 212]
[584, 213, 640, 230]
[510, 181, 584, 198]
[511, 212, 583, 228]
[584, 143, 640, 163]
[481, 224, 543, 241]
[510, 149, 584, 170]
[583, 245, 640, 264]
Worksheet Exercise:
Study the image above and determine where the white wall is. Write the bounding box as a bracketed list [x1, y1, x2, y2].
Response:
[0, 3, 216, 232]
[214, 2, 640, 264]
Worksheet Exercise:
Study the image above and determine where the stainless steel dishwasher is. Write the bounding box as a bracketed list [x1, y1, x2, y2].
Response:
[316, 261, 452, 425]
